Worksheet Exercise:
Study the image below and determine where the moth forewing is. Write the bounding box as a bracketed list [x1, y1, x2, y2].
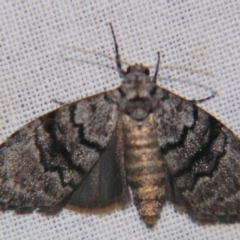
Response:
[66, 113, 130, 213]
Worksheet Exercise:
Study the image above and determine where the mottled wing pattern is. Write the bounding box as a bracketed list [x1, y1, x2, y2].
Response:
[153, 87, 240, 222]
[67, 119, 129, 210]
[0, 93, 126, 213]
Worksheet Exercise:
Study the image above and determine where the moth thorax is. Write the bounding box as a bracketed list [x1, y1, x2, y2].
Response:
[122, 114, 166, 226]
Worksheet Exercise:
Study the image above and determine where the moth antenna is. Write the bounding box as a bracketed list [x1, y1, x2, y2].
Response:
[149, 64, 214, 77]
[61, 45, 132, 67]
[196, 90, 217, 103]
[107, 22, 126, 77]
[153, 51, 160, 83]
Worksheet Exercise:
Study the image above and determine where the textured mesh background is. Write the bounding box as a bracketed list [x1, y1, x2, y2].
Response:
[0, 1, 240, 240]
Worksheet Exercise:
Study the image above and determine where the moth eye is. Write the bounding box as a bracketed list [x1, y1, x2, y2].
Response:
[126, 66, 132, 73]
[149, 86, 157, 96]
[144, 68, 150, 75]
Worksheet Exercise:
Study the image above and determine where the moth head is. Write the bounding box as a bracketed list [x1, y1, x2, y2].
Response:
[121, 63, 156, 101]
[126, 63, 150, 75]
[119, 63, 156, 121]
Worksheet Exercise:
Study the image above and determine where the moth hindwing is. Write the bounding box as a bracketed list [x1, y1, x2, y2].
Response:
[1, 23, 240, 228]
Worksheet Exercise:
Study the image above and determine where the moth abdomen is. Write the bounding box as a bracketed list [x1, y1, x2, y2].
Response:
[122, 114, 166, 226]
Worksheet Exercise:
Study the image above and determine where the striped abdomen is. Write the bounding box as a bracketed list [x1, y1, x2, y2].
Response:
[122, 114, 165, 226]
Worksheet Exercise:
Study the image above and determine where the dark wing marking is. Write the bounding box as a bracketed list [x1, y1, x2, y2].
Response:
[67, 127, 129, 210]
[0, 93, 119, 214]
[153, 86, 240, 222]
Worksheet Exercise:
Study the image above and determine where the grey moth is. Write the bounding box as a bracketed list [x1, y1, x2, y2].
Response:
[0, 23, 240, 227]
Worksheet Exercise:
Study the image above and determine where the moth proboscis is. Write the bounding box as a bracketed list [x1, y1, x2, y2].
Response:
[1, 23, 240, 228]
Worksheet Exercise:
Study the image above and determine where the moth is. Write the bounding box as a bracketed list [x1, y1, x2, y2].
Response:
[0, 23, 240, 228]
